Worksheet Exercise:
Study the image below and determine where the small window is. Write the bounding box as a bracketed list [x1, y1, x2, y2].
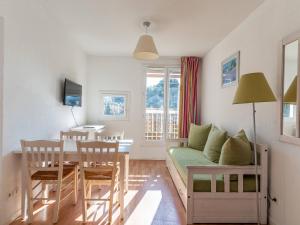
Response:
[100, 91, 129, 120]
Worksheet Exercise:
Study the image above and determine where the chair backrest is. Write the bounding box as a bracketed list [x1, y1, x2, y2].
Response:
[94, 130, 124, 141]
[76, 141, 119, 169]
[60, 131, 89, 141]
[21, 140, 64, 173]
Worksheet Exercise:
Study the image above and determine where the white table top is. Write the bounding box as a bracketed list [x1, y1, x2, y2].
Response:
[13, 139, 133, 154]
[71, 125, 105, 131]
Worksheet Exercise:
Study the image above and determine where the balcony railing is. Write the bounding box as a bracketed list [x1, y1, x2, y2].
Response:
[145, 109, 179, 140]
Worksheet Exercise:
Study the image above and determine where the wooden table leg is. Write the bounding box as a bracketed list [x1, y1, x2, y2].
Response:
[119, 154, 125, 220]
[124, 154, 129, 193]
[21, 153, 27, 220]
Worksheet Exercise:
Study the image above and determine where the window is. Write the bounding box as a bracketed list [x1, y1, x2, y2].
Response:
[144, 67, 181, 140]
[100, 91, 129, 120]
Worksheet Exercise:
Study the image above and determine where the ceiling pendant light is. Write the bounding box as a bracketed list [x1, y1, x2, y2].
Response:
[133, 21, 159, 60]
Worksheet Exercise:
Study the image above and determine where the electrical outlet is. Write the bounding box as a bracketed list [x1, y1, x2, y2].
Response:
[8, 191, 14, 198]
[8, 187, 19, 198]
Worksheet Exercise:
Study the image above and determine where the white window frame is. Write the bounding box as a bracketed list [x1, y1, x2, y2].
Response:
[143, 65, 181, 144]
[99, 90, 130, 121]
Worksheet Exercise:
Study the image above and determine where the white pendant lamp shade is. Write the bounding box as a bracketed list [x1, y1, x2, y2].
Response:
[133, 21, 159, 60]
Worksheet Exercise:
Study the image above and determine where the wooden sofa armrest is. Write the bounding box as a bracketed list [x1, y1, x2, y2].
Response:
[186, 165, 261, 194]
[187, 165, 261, 175]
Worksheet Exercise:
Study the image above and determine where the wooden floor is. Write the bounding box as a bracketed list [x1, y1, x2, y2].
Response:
[11, 160, 255, 225]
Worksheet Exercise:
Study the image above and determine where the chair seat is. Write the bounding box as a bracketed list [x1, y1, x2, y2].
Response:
[84, 170, 113, 180]
[31, 168, 74, 180]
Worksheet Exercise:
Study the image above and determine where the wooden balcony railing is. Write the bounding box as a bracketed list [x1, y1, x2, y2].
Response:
[145, 109, 179, 140]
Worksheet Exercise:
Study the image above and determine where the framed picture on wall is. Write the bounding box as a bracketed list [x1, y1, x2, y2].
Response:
[99, 90, 130, 120]
[221, 51, 240, 87]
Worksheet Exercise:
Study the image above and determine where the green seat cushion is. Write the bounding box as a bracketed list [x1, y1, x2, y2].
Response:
[188, 123, 212, 151]
[168, 147, 216, 184]
[168, 147, 258, 192]
[219, 129, 252, 166]
[203, 126, 227, 163]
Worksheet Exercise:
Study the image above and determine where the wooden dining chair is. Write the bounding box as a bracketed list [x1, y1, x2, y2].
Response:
[77, 141, 120, 224]
[60, 131, 89, 165]
[21, 140, 77, 224]
[94, 130, 124, 141]
[60, 131, 89, 195]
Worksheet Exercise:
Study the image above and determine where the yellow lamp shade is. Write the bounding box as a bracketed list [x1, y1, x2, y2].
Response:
[283, 75, 297, 104]
[133, 34, 159, 60]
[233, 72, 276, 104]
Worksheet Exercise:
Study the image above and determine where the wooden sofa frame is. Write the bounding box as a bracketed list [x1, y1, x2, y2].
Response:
[166, 139, 268, 224]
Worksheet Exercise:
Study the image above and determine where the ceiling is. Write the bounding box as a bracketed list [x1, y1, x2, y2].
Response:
[42, 0, 264, 57]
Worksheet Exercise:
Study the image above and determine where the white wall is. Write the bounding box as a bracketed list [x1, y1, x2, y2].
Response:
[0, 16, 4, 223]
[201, 0, 300, 225]
[86, 56, 180, 159]
[0, 1, 87, 224]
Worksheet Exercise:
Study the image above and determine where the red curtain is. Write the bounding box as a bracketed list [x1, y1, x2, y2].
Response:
[179, 57, 200, 138]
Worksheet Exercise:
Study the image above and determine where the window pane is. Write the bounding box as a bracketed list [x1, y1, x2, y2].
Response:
[103, 95, 126, 116]
[145, 68, 165, 140]
[167, 68, 180, 139]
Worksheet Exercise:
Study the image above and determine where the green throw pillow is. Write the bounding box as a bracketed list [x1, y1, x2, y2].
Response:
[188, 123, 212, 151]
[219, 129, 252, 166]
[203, 126, 227, 163]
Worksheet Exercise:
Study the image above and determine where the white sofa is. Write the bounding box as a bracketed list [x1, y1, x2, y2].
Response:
[166, 138, 268, 224]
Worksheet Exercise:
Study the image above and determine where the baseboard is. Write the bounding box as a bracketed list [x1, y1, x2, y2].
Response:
[129, 158, 166, 161]
[128, 156, 166, 160]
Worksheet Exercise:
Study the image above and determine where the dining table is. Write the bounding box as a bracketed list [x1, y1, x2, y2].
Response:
[13, 139, 132, 221]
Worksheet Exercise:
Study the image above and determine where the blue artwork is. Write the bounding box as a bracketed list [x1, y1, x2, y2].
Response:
[103, 95, 125, 116]
[222, 52, 239, 87]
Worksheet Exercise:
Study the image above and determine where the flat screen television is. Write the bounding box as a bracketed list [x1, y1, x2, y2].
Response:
[63, 79, 82, 107]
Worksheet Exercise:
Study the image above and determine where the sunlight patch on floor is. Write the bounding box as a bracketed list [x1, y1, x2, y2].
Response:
[124, 190, 162, 225]
[128, 179, 148, 182]
[75, 190, 119, 223]
[33, 205, 48, 216]
[129, 175, 150, 178]
[128, 183, 143, 188]
[75, 202, 120, 224]
[124, 190, 138, 208]
[75, 203, 105, 222]
[33, 200, 55, 215]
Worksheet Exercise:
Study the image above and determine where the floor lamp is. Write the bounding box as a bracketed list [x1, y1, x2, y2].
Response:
[233, 72, 276, 225]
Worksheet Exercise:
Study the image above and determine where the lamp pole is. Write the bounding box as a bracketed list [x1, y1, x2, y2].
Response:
[252, 102, 261, 225]
[233, 72, 276, 225]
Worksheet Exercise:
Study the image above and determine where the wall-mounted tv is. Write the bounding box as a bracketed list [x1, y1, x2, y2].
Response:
[63, 79, 82, 107]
